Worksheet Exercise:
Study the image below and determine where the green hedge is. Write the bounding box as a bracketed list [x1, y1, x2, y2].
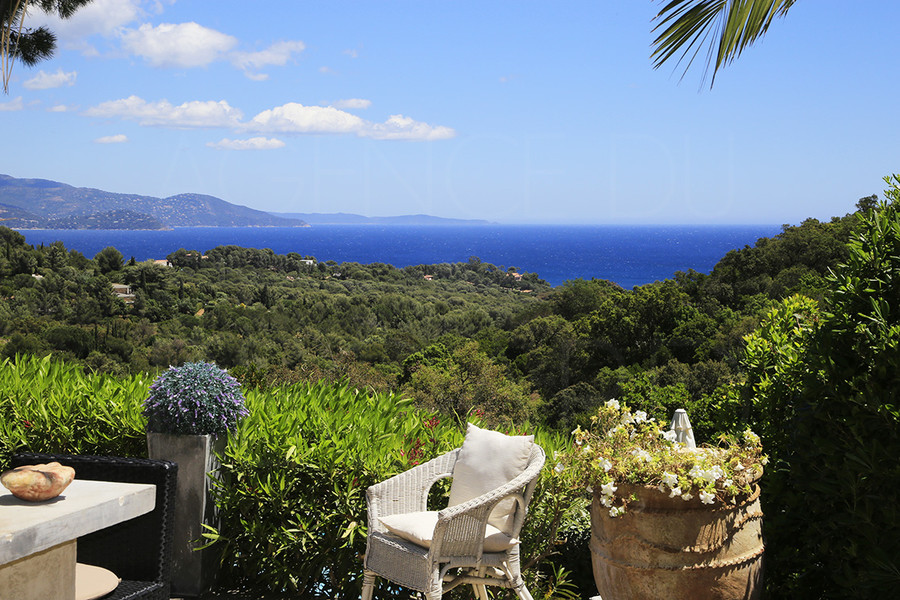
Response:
[0, 354, 588, 599]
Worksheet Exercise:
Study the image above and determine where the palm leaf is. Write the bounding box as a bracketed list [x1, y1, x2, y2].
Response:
[651, 0, 798, 87]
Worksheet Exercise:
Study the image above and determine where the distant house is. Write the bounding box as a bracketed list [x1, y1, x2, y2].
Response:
[111, 283, 136, 304]
[299, 259, 316, 266]
[152, 259, 172, 267]
[423, 275, 434, 281]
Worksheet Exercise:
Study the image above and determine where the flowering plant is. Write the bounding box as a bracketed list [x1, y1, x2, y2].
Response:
[563, 399, 765, 518]
[143, 362, 249, 436]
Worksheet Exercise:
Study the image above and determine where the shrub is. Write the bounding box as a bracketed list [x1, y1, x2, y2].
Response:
[736, 175, 900, 598]
[143, 361, 248, 435]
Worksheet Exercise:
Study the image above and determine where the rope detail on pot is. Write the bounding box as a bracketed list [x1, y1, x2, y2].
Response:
[595, 510, 764, 554]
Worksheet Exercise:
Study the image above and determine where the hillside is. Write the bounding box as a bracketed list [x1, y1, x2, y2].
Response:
[0, 174, 308, 229]
[270, 211, 493, 225]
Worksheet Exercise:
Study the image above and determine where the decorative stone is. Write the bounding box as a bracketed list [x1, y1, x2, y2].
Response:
[0, 463, 75, 501]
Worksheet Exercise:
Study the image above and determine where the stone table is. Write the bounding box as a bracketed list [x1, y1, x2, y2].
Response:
[0, 478, 156, 600]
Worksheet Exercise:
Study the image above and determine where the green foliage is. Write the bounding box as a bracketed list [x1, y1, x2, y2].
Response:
[737, 176, 900, 598]
[0, 354, 147, 464]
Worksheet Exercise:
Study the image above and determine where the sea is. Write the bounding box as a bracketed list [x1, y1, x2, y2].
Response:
[18, 224, 782, 289]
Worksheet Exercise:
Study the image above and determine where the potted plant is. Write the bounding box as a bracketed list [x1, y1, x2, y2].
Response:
[144, 361, 248, 597]
[564, 400, 766, 600]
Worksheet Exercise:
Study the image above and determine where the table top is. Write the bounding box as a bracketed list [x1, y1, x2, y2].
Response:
[0, 479, 156, 565]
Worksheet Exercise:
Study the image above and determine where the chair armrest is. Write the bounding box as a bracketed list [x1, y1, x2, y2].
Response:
[366, 449, 459, 531]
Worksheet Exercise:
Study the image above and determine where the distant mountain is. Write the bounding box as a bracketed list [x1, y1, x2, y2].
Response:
[0, 202, 44, 228]
[270, 212, 493, 225]
[46, 209, 166, 230]
[0, 174, 307, 229]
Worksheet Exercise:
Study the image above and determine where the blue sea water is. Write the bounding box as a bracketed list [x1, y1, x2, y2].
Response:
[19, 225, 782, 289]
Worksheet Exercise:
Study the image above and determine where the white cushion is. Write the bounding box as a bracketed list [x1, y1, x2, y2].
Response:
[75, 563, 120, 600]
[379, 511, 518, 553]
[447, 423, 534, 534]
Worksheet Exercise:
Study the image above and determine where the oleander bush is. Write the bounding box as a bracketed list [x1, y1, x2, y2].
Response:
[0, 354, 147, 463]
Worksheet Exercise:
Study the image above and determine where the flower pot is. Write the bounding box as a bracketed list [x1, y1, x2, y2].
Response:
[590, 483, 764, 600]
[147, 432, 225, 598]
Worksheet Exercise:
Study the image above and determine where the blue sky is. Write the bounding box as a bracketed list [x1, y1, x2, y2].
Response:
[2, 1, 898, 224]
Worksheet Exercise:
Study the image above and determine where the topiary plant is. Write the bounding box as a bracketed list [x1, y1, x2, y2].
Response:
[143, 362, 248, 436]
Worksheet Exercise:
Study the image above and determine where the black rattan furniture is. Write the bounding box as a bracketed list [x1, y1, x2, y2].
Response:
[11, 453, 177, 600]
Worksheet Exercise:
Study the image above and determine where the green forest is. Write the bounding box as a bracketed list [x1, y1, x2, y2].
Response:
[0, 197, 867, 432]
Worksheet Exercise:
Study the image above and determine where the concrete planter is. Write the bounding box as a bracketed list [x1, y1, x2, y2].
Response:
[147, 432, 224, 598]
[590, 483, 764, 600]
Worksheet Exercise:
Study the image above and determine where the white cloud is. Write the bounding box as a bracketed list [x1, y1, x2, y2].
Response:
[94, 134, 128, 144]
[362, 114, 456, 141]
[332, 98, 371, 110]
[49, 104, 75, 112]
[207, 137, 286, 151]
[231, 40, 305, 79]
[84, 95, 244, 128]
[246, 103, 365, 134]
[343, 49, 359, 59]
[25, 0, 143, 53]
[121, 22, 237, 68]
[82, 96, 455, 141]
[0, 97, 24, 111]
[24, 69, 77, 90]
[246, 103, 455, 141]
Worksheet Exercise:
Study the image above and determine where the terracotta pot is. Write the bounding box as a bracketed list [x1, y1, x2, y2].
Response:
[590, 483, 764, 600]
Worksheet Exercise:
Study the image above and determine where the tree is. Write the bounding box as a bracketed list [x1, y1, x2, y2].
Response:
[1, 0, 94, 93]
[93, 246, 123, 274]
[651, 0, 797, 87]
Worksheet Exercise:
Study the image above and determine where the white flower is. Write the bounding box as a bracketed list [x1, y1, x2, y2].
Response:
[744, 429, 760, 445]
[633, 410, 648, 423]
[609, 506, 625, 518]
[710, 466, 725, 481]
[734, 463, 745, 472]
[601, 482, 618, 496]
[605, 399, 620, 410]
[699, 490, 715, 505]
[681, 493, 693, 501]
[631, 449, 651, 463]
[553, 463, 564, 474]
[596, 457, 612, 472]
[761, 456, 769, 465]
[662, 430, 677, 443]
[722, 479, 733, 489]
[688, 465, 704, 479]
[581, 444, 592, 454]
[586, 485, 593, 494]
[661, 471, 678, 488]
[599, 494, 613, 507]
[669, 486, 682, 498]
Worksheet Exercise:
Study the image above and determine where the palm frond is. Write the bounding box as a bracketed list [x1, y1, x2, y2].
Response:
[651, 0, 797, 87]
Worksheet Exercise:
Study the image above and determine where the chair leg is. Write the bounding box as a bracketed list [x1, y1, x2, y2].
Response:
[361, 570, 376, 600]
[471, 567, 489, 600]
[513, 582, 534, 600]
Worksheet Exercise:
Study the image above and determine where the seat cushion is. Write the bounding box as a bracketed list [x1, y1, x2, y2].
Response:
[75, 563, 120, 600]
[447, 423, 534, 534]
[379, 511, 518, 553]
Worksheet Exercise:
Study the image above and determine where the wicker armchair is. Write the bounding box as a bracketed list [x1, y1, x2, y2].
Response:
[11, 453, 177, 600]
[362, 442, 545, 600]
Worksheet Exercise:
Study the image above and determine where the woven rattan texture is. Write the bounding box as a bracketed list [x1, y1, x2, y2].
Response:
[11, 452, 177, 600]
